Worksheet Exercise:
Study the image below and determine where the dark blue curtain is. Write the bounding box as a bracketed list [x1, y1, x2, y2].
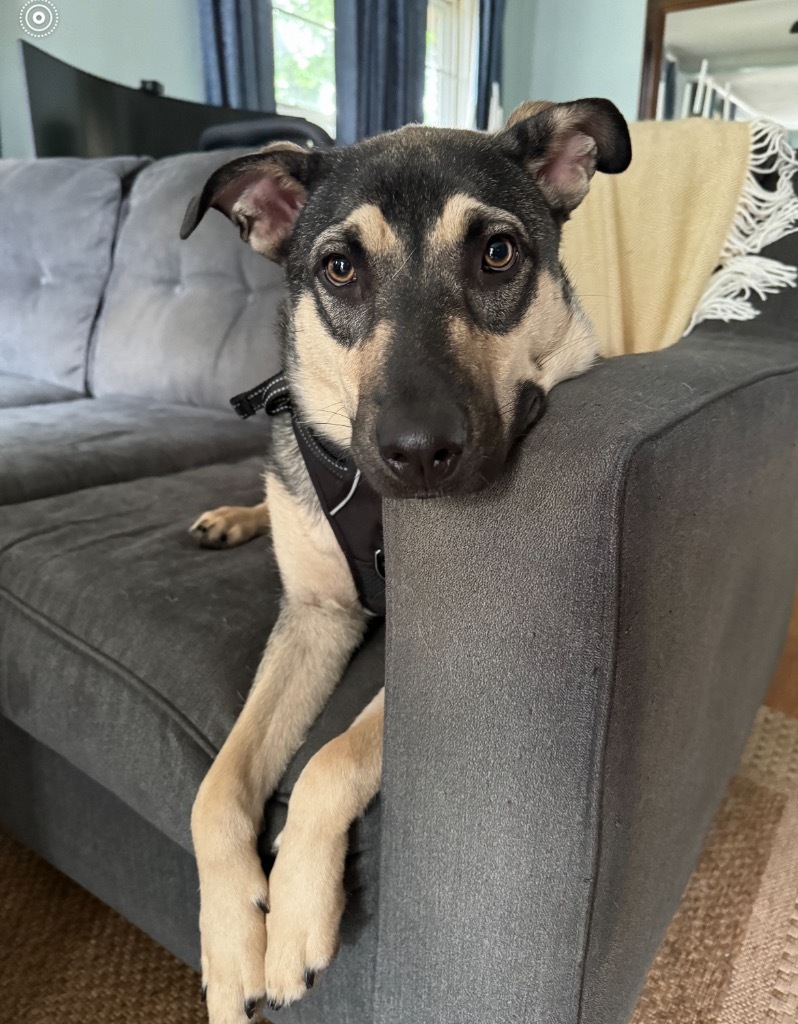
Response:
[198, 0, 276, 112]
[334, 0, 427, 144]
[476, 0, 505, 130]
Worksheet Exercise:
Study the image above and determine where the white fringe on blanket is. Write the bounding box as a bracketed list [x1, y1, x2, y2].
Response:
[687, 119, 798, 333]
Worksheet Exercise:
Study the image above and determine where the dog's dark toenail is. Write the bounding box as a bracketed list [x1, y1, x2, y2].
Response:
[219, 532, 228, 545]
[244, 996, 258, 1018]
[255, 897, 269, 914]
[266, 998, 283, 1011]
[200, 984, 207, 1003]
[304, 969, 316, 989]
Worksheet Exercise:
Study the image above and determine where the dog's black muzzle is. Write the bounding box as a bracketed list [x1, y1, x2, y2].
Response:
[359, 381, 547, 500]
[375, 399, 468, 494]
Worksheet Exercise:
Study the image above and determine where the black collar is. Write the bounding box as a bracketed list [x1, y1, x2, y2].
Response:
[231, 372, 385, 617]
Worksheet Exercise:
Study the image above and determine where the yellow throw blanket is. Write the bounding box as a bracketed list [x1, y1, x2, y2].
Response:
[561, 118, 798, 357]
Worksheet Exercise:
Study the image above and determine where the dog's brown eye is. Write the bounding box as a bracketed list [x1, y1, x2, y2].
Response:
[482, 236, 516, 271]
[324, 255, 356, 286]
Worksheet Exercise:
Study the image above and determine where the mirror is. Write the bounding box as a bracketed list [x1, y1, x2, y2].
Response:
[640, 0, 798, 143]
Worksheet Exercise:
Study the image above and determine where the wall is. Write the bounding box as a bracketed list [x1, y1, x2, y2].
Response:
[0, 0, 205, 157]
[502, 0, 647, 123]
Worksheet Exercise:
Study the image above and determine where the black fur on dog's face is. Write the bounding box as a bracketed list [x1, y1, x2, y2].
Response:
[181, 99, 631, 498]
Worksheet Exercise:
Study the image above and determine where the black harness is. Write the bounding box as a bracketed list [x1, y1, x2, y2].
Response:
[230, 372, 386, 617]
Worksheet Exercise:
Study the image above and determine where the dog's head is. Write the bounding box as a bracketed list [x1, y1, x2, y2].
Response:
[181, 99, 631, 498]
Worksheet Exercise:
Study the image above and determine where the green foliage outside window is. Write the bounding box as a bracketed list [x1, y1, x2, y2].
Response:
[273, 0, 336, 119]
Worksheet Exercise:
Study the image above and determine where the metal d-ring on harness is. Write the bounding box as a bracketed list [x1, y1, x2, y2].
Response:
[230, 371, 386, 618]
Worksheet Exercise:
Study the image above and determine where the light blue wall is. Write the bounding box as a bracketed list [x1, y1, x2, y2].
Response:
[0, 0, 205, 157]
[503, 0, 647, 122]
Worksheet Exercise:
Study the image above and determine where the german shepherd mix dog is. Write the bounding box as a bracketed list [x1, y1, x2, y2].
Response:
[180, 98, 631, 1024]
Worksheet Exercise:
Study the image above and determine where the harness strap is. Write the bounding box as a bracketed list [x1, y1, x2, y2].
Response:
[230, 373, 292, 419]
[230, 371, 386, 617]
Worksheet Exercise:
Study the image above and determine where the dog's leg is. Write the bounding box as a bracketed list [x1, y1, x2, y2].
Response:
[189, 501, 270, 549]
[261, 688, 384, 1007]
[193, 475, 365, 1024]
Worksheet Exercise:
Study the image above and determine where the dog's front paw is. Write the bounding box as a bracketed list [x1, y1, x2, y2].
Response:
[199, 868, 271, 1024]
[189, 505, 269, 549]
[259, 826, 348, 1009]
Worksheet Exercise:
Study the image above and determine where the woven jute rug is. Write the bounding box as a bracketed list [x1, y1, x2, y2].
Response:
[1, 712, 797, 1023]
[0, 828, 206, 1024]
[631, 705, 798, 1024]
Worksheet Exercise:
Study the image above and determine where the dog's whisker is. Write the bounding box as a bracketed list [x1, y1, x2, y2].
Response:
[312, 408, 350, 423]
[314, 402, 348, 417]
[307, 402, 351, 426]
[386, 244, 418, 285]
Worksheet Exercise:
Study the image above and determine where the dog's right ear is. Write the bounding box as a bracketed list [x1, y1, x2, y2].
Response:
[179, 142, 323, 261]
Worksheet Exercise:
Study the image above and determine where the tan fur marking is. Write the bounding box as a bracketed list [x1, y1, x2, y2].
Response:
[429, 194, 523, 250]
[263, 688, 384, 1004]
[506, 100, 555, 127]
[292, 295, 393, 448]
[267, 473, 358, 609]
[342, 203, 401, 258]
[447, 270, 597, 426]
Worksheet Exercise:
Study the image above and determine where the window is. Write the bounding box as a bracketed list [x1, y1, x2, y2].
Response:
[272, 0, 480, 139]
[424, 0, 479, 128]
[272, 0, 336, 138]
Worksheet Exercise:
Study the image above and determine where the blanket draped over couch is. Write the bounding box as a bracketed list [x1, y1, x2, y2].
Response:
[561, 118, 798, 357]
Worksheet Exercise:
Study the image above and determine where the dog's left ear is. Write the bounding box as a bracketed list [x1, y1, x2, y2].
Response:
[179, 142, 323, 261]
[499, 98, 631, 214]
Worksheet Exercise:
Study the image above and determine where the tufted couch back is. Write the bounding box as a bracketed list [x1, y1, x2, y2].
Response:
[0, 156, 149, 392]
[90, 151, 285, 410]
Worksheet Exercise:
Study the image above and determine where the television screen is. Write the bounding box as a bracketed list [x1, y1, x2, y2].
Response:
[22, 41, 271, 158]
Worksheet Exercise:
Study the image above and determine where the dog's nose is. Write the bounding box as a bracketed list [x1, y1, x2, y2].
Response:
[377, 409, 467, 490]
[379, 433, 464, 489]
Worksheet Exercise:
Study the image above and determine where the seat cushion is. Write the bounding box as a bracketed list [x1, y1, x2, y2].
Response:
[0, 157, 149, 391]
[0, 458, 384, 854]
[0, 372, 82, 408]
[90, 151, 285, 410]
[0, 397, 270, 505]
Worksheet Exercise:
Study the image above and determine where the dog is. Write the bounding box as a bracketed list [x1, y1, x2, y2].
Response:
[179, 97, 631, 1024]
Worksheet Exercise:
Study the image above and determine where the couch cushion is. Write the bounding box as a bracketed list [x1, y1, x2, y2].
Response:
[90, 152, 285, 410]
[0, 372, 82, 408]
[0, 458, 384, 853]
[0, 157, 149, 391]
[0, 396, 270, 505]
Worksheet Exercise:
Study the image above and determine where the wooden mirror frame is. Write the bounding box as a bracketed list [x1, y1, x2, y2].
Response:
[638, 0, 751, 119]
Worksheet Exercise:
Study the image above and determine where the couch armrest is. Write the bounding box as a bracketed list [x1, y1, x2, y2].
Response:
[374, 329, 798, 1024]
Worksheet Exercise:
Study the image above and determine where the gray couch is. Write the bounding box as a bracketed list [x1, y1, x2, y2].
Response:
[1, 152, 796, 1024]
